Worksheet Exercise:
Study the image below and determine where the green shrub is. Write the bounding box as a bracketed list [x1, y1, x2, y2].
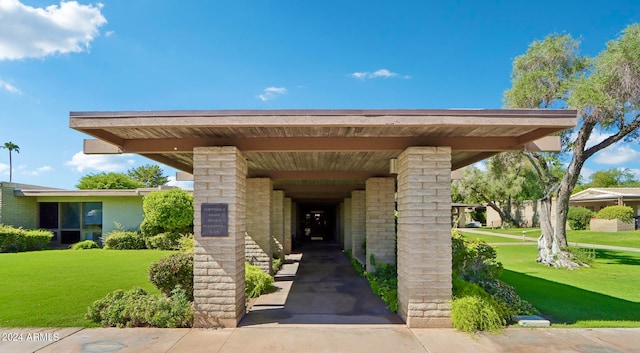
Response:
[0, 226, 52, 252]
[568, 206, 594, 230]
[103, 230, 146, 250]
[179, 234, 194, 253]
[452, 230, 503, 282]
[23, 229, 53, 251]
[272, 257, 283, 273]
[451, 296, 505, 333]
[367, 254, 398, 312]
[0, 224, 26, 252]
[595, 205, 634, 222]
[245, 262, 275, 298]
[142, 189, 194, 236]
[85, 286, 193, 328]
[145, 232, 182, 250]
[478, 279, 539, 318]
[71, 240, 100, 250]
[148, 253, 194, 301]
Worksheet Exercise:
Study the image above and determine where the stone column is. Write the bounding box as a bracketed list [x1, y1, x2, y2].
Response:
[337, 202, 344, 249]
[351, 191, 366, 263]
[365, 177, 396, 273]
[396, 147, 452, 328]
[284, 197, 292, 255]
[271, 190, 284, 261]
[193, 146, 246, 328]
[245, 178, 272, 273]
[343, 198, 352, 252]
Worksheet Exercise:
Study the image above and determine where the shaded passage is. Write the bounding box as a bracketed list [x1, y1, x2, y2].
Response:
[240, 241, 402, 326]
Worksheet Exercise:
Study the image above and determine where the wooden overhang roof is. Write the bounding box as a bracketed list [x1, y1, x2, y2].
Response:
[69, 109, 576, 202]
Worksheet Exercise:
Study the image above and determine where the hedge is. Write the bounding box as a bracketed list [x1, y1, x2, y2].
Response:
[0, 225, 53, 252]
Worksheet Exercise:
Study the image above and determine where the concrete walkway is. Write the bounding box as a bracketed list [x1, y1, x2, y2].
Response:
[2, 240, 640, 352]
[461, 228, 640, 253]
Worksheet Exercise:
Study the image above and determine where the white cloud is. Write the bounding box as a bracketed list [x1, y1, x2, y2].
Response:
[64, 152, 135, 173]
[629, 168, 640, 181]
[0, 0, 107, 61]
[0, 79, 21, 94]
[0, 163, 8, 176]
[350, 68, 411, 80]
[258, 86, 286, 101]
[592, 145, 640, 165]
[579, 166, 594, 180]
[21, 165, 53, 176]
[166, 176, 194, 190]
[568, 129, 612, 150]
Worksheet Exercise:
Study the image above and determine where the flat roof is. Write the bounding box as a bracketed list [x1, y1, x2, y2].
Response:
[70, 109, 576, 202]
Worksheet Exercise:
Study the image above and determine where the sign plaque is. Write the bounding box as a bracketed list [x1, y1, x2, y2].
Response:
[201, 203, 228, 237]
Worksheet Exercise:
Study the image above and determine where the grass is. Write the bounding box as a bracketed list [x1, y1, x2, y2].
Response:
[493, 244, 640, 327]
[482, 227, 640, 248]
[458, 231, 530, 244]
[0, 249, 173, 327]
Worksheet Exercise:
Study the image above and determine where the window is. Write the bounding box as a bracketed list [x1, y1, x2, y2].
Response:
[39, 202, 103, 245]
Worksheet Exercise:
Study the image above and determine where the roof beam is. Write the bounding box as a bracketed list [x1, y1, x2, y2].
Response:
[83, 136, 554, 154]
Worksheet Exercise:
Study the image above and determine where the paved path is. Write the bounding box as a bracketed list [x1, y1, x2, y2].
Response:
[2, 240, 640, 352]
[461, 228, 640, 253]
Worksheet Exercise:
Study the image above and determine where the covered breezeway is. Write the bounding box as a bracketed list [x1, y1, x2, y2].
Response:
[70, 109, 575, 328]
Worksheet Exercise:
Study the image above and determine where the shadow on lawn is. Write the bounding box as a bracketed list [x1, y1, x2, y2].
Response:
[501, 269, 640, 324]
[593, 249, 640, 266]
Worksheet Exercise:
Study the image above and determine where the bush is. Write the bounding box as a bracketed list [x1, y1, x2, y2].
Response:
[451, 296, 505, 333]
[367, 254, 398, 312]
[145, 232, 182, 250]
[71, 240, 100, 250]
[452, 230, 502, 282]
[0, 225, 52, 252]
[142, 189, 194, 236]
[179, 234, 194, 253]
[85, 286, 193, 328]
[478, 279, 539, 318]
[103, 230, 146, 250]
[0, 224, 26, 252]
[567, 206, 593, 230]
[148, 253, 194, 301]
[595, 205, 634, 222]
[245, 262, 275, 298]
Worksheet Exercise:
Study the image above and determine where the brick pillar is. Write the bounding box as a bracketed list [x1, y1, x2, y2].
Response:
[245, 178, 272, 273]
[271, 190, 284, 262]
[366, 177, 396, 273]
[343, 198, 352, 251]
[351, 191, 366, 263]
[193, 146, 246, 328]
[397, 147, 452, 328]
[284, 197, 292, 254]
[291, 202, 298, 247]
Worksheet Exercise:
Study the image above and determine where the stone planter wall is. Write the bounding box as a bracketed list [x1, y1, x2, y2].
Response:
[589, 218, 635, 232]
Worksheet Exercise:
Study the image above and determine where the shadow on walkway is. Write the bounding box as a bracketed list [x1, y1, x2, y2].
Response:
[240, 241, 403, 326]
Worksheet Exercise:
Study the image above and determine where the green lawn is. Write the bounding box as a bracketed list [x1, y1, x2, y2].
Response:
[482, 227, 640, 248]
[0, 249, 173, 327]
[494, 244, 640, 327]
[458, 231, 531, 244]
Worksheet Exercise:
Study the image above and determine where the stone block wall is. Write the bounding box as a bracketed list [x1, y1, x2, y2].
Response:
[246, 178, 272, 273]
[366, 177, 396, 272]
[351, 191, 366, 263]
[193, 146, 247, 328]
[396, 147, 452, 328]
[271, 190, 284, 261]
[284, 197, 292, 254]
[590, 218, 635, 232]
[344, 198, 352, 251]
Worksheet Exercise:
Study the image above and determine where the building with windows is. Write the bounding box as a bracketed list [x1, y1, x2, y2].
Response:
[0, 182, 174, 246]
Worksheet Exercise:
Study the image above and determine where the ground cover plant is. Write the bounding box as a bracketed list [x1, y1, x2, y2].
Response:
[457, 231, 529, 244]
[493, 244, 640, 327]
[0, 249, 172, 327]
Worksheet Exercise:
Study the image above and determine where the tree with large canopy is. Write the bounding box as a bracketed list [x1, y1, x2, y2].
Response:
[504, 24, 640, 268]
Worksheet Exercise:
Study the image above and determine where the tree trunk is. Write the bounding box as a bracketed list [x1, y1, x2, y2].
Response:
[536, 195, 583, 269]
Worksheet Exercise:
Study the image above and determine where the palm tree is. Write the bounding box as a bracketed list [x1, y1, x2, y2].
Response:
[1, 141, 20, 184]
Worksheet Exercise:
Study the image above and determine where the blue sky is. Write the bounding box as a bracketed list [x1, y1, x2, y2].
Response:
[1, 0, 639, 190]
